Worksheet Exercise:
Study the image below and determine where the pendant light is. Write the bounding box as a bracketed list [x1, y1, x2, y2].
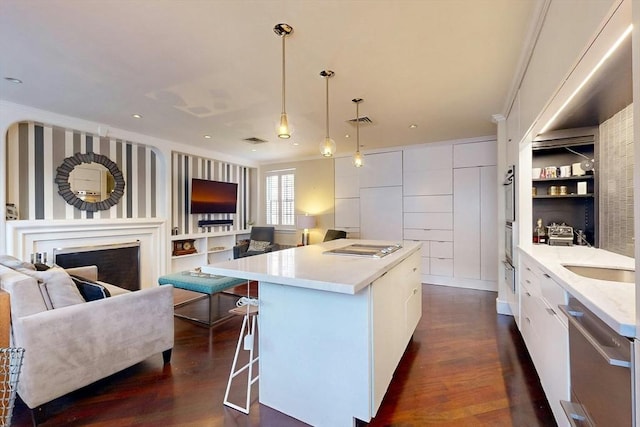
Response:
[319, 70, 336, 157]
[352, 98, 364, 168]
[274, 23, 293, 139]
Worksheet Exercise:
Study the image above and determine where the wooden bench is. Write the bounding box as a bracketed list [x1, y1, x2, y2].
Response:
[158, 272, 247, 327]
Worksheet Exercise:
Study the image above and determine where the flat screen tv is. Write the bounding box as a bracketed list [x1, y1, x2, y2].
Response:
[190, 179, 238, 214]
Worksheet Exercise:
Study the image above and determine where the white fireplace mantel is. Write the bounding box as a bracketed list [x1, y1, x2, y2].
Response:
[5, 218, 167, 289]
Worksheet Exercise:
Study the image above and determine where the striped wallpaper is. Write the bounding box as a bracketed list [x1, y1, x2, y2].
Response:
[172, 152, 251, 235]
[5, 121, 160, 220]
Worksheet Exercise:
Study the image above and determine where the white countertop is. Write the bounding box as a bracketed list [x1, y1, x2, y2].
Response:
[202, 239, 421, 295]
[519, 245, 635, 337]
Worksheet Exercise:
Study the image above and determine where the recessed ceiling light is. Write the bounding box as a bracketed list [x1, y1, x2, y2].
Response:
[345, 134, 350, 138]
[409, 124, 418, 129]
[251, 148, 257, 152]
[293, 142, 299, 146]
[132, 114, 143, 119]
[4, 77, 22, 84]
[204, 135, 212, 139]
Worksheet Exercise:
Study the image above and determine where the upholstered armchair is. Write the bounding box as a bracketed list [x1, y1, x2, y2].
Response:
[233, 226, 280, 258]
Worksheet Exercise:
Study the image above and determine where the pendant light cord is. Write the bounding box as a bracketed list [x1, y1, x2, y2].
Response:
[355, 101, 360, 154]
[281, 35, 286, 114]
[325, 77, 330, 138]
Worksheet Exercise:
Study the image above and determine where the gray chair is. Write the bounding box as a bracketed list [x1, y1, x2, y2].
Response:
[233, 226, 280, 258]
[323, 229, 347, 242]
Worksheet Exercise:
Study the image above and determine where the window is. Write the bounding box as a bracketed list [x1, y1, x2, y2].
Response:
[265, 169, 295, 227]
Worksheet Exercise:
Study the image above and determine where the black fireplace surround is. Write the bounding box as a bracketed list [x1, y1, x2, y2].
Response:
[54, 242, 140, 291]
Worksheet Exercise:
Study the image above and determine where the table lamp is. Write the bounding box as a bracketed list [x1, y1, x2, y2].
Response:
[297, 214, 316, 245]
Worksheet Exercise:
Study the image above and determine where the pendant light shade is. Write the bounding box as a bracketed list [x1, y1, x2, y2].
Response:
[274, 23, 293, 139]
[319, 70, 336, 157]
[352, 98, 364, 168]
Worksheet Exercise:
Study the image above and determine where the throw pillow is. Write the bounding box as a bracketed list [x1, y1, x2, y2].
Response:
[0, 254, 36, 270]
[247, 240, 270, 252]
[20, 266, 85, 309]
[70, 275, 111, 301]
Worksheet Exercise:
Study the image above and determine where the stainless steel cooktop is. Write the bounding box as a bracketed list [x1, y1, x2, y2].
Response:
[323, 243, 402, 258]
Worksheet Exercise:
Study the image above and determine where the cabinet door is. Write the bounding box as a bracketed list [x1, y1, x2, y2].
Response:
[335, 198, 360, 228]
[480, 166, 498, 281]
[335, 157, 360, 198]
[453, 168, 481, 279]
[403, 170, 453, 196]
[453, 141, 497, 168]
[403, 145, 452, 171]
[404, 212, 453, 230]
[360, 186, 403, 240]
[360, 151, 402, 188]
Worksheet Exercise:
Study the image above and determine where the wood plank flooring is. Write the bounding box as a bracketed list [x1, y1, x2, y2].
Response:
[9, 284, 556, 426]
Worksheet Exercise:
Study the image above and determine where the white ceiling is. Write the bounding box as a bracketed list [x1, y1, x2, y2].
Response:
[0, 0, 538, 163]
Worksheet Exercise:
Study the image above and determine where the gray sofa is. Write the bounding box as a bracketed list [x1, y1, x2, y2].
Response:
[0, 261, 174, 422]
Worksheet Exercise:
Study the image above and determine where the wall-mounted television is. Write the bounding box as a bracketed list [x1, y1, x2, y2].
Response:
[190, 179, 238, 214]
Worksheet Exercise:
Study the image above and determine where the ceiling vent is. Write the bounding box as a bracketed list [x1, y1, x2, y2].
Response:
[243, 137, 268, 145]
[347, 116, 373, 125]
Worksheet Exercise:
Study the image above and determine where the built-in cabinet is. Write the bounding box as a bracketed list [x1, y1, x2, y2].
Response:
[335, 141, 498, 291]
[531, 128, 598, 246]
[169, 230, 250, 272]
[371, 250, 422, 411]
[403, 145, 454, 278]
[453, 165, 497, 283]
[519, 252, 569, 427]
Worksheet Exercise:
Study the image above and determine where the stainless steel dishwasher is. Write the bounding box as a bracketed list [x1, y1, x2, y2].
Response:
[559, 297, 634, 426]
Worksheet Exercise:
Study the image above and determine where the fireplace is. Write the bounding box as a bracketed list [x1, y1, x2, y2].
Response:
[5, 219, 164, 290]
[54, 242, 140, 291]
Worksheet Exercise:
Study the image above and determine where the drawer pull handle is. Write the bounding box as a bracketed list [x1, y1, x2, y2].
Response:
[525, 291, 531, 297]
[559, 305, 630, 368]
[546, 308, 556, 316]
[412, 267, 417, 272]
[543, 273, 551, 279]
[413, 288, 418, 294]
[525, 279, 531, 284]
[526, 317, 531, 323]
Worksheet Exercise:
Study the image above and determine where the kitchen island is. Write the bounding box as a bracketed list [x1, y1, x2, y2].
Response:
[202, 239, 422, 427]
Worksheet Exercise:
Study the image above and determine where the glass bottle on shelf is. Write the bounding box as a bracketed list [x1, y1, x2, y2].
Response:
[533, 218, 547, 244]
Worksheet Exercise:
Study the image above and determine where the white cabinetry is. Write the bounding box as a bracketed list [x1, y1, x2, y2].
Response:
[360, 186, 403, 240]
[334, 157, 361, 237]
[170, 230, 250, 272]
[453, 164, 497, 288]
[402, 145, 453, 280]
[453, 141, 497, 168]
[519, 253, 569, 427]
[360, 151, 403, 188]
[371, 250, 421, 411]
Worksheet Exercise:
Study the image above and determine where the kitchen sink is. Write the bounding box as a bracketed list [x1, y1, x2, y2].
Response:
[562, 264, 635, 283]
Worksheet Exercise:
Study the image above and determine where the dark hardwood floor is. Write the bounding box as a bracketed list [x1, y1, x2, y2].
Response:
[10, 284, 556, 426]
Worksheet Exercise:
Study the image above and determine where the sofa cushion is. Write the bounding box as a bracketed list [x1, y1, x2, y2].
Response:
[20, 267, 85, 309]
[70, 275, 111, 301]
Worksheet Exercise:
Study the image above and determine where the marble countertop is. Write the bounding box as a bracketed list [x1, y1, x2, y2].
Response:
[519, 245, 636, 337]
[202, 239, 421, 295]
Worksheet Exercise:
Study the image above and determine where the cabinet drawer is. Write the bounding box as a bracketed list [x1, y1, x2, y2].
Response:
[403, 229, 453, 241]
[404, 212, 453, 230]
[430, 258, 453, 277]
[403, 195, 453, 213]
[537, 269, 567, 325]
[520, 260, 540, 297]
[430, 241, 453, 258]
